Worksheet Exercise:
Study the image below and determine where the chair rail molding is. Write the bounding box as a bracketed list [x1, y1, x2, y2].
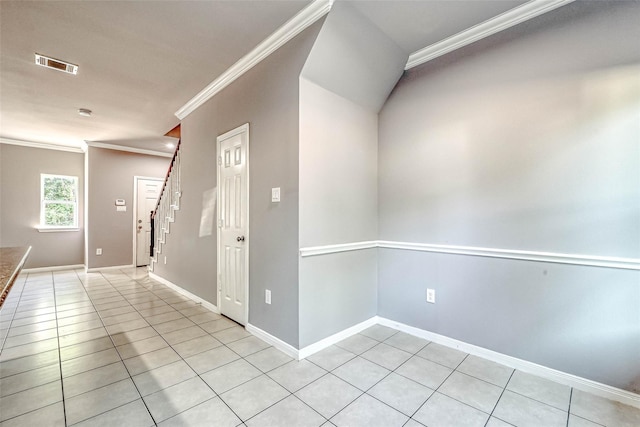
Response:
[299, 240, 640, 271]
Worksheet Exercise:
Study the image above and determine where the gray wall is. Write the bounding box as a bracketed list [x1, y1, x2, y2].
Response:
[377, 1, 640, 391]
[87, 146, 168, 269]
[299, 78, 378, 247]
[298, 78, 379, 346]
[301, 1, 406, 112]
[0, 144, 84, 268]
[153, 22, 323, 348]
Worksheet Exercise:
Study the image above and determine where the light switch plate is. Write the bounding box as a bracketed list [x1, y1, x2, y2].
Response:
[271, 187, 281, 203]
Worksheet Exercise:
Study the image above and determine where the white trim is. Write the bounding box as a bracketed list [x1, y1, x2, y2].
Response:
[36, 227, 80, 233]
[246, 323, 299, 360]
[299, 241, 377, 257]
[149, 272, 219, 314]
[376, 317, 640, 409]
[86, 264, 134, 273]
[84, 151, 89, 272]
[216, 124, 250, 325]
[405, 0, 575, 69]
[245, 317, 379, 361]
[86, 142, 172, 158]
[132, 176, 164, 268]
[175, 0, 333, 120]
[298, 317, 379, 359]
[22, 264, 85, 273]
[378, 240, 640, 270]
[0, 137, 85, 153]
[299, 240, 640, 270]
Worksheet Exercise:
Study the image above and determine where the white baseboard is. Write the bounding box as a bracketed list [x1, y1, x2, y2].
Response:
[298, 317, 379, 359]
[86, 264, 134, 273]
[376, 317, 640, 409]
[22, 264, 85, 273]
[244, 317, 379, 361]
[148, 272, 219, 314]
[246, 323, 299, 360]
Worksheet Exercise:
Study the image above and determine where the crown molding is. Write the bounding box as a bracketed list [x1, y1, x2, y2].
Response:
[86, 142, 173, 158]
[0, 137, 85, 153]
[175, 0, 333, 120]
[406, 0, 575, 70]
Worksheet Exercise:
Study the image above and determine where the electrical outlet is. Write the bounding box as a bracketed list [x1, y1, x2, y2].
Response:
[164, 256, 167, 265]
[265, 289, 271, 304]
[426, 288, 435, 304]
[96, 248, 102, 256]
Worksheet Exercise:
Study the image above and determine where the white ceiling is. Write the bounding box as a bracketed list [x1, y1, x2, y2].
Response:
[0, 0, 528, 154]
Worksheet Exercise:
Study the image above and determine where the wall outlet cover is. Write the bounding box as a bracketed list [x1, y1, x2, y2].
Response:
[426, 288, 435, 303]
[265, 289, 272, 304]
[96, 248, 102, 256]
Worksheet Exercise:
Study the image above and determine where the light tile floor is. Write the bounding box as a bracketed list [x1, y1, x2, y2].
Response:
[1, 267, 639, 426]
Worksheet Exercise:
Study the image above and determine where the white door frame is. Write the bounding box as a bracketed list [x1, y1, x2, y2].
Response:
[132, 176, 164, 267]
[216, 123, 250, 325]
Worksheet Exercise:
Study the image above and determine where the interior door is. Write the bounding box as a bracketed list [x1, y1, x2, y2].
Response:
[136, 178, 162, 266]
[217, 124, 249, 325]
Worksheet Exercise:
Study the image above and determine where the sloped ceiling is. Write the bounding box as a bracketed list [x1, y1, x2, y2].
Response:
[0, 0, 529, 153]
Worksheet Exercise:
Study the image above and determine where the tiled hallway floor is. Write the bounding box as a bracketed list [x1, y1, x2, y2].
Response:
[1, 268, 638, 427]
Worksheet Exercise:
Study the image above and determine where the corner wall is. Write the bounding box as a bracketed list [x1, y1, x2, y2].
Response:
[86, 146, 168, 269]
[296, 1, 407, 348]
[377, 1, 640, 392]
[298, 78, 379, 347]
[0, 144, 84, 268]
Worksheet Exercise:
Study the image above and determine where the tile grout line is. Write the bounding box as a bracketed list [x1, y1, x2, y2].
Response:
[52, 271, 71, 427]
[125, 269, 251, 426]
[54, 272, 152, 426]
[566, 387, 573, 427]
[303, 330, 428, 424]
[404, 350, 471, 423]
[0, 275, 30, 352]
[485, 368, 515, 426]
[329, 331, 417, 424]
[76, 269, 159, 426]
[0, 273, 62, 424]
[73, 268, 249, 425]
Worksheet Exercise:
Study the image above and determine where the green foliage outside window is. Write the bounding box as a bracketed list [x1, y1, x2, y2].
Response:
[41, 175, 77, 227]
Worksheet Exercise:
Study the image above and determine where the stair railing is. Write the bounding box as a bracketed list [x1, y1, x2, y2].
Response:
[150, 139, 182, 269]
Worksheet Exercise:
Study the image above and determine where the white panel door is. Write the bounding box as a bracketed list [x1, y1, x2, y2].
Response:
[136, 178, 162, 266]
[217, 124, 249, 325]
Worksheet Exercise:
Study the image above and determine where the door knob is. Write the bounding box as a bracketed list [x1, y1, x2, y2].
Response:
[237, 236, 245, 242]
[138, 226, 143, 230]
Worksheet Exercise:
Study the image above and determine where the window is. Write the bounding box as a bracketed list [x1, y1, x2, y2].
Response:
[40, 174, 78, 229]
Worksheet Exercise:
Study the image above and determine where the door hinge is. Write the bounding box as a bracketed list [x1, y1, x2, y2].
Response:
[218, 156, 222, 165]
[218, 219, 223, 228]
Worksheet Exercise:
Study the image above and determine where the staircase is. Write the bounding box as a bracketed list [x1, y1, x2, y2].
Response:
[149, 139, 182, 271]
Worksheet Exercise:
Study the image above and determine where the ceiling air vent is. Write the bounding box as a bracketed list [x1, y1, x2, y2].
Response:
[34, 53, 78, 75]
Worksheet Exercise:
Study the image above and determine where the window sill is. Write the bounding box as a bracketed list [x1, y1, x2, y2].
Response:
[36, 227, 80, 233]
